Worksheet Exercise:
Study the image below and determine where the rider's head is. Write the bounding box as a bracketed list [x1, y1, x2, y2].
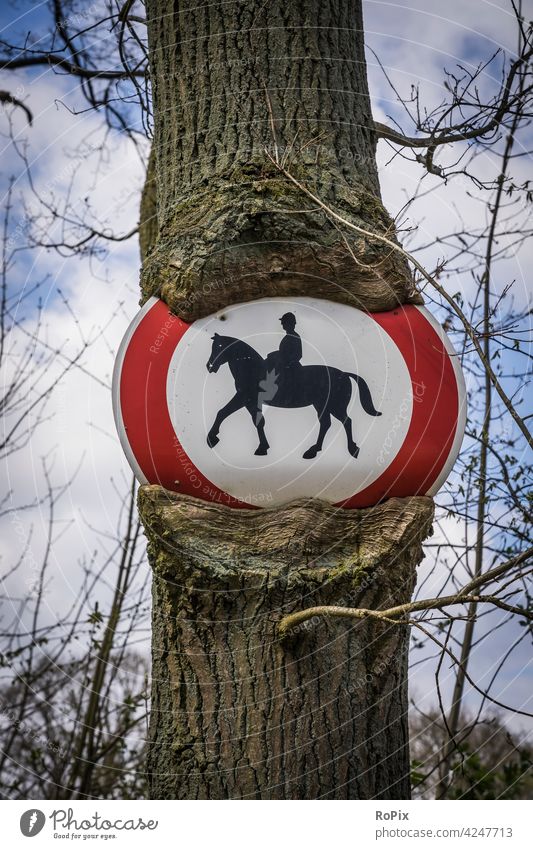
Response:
[280, 312, 296, 332]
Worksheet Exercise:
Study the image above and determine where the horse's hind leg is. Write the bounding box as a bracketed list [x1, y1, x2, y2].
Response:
[331, 399, 360, 458]
[303, 409, 331, 459]
[207, 393, 245, 448]
[341, 415, 359, 458]
[245, 402, 270, 456]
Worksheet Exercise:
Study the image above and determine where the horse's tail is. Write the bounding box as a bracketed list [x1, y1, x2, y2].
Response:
[347, 374, 382, 417]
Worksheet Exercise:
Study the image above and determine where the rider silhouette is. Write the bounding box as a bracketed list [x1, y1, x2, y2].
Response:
[266, 313, 301, 369]
[264, 312, 303, 403]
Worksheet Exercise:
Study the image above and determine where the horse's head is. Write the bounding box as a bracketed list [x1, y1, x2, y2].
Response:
[206, 333, 228, 373]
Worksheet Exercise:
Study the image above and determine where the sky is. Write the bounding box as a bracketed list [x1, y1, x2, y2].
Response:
[0, 0, 531, 770]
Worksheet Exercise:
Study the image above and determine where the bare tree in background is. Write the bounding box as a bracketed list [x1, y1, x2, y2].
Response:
[0, 65, 150, 797]
[0, 0, 531, 800]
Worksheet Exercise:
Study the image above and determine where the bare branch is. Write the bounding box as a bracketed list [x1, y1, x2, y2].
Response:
[0, 89, 32, 124]
[278, 547, 533, 636]
[374, 47, 533, 153]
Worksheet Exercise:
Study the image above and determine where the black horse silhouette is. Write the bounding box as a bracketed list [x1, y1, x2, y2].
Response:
[206, 333, 382, 459]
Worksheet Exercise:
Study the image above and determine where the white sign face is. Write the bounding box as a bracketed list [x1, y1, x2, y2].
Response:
[166, 298, 412, 506]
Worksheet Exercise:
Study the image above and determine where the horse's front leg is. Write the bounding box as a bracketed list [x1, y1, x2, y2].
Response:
[245, 401, 270, 456]
[207, 393, 244, 448]
[303, 410, 331, 459]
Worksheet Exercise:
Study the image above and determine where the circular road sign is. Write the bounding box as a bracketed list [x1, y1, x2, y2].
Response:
[112, 296, 466, 509]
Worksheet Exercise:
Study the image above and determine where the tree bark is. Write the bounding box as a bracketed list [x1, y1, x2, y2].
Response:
[140, 488, 433, 799]
[139, 144, 158, 263]
[143, 0, 421, 320]
[141, 0, 433, 799]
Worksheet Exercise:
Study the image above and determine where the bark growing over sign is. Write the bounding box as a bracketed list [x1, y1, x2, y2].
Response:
[142, 0, 421, 320]
[141, 0, 433, 799]
[140, 487, 434, 799]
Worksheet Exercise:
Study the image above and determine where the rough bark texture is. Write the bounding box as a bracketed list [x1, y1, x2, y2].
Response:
[143, 0, 421, 320]
[141, 0, 434, 800]
[140, 487, 434, 799]
[139, 144, 158, 263]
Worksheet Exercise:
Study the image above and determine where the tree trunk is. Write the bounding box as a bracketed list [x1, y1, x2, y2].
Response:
[141, 0, 433, 799]
[142, 0, 421, 320]
[140, 488, 433, 799]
